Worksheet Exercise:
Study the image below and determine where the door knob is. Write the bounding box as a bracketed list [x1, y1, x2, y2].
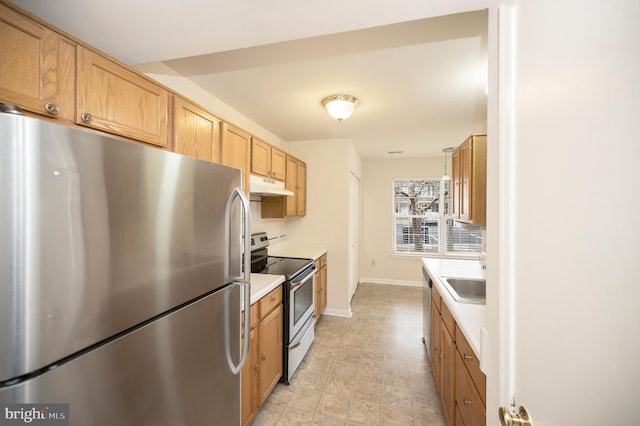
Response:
[499, 406, 531, 426]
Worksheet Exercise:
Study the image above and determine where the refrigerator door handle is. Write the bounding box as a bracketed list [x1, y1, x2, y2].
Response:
[224, 186, 251, 375]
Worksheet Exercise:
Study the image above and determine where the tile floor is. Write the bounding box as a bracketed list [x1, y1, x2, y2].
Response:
[252, 283, 446, 426]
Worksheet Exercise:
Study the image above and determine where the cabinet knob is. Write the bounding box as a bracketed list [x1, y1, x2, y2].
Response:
[271, 296, 276, 302]
[463, 353, 473, 360]
[261, 354, 267, 361]
[463, 398, 472, 406]
[44, 103, 59, 115]
[254, 364, 260, 372]
[81, 113, 93, 123]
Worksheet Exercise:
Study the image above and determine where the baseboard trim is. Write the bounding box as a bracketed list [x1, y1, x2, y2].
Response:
[321, 308, 352, 318]
[359, 277, 423, 288]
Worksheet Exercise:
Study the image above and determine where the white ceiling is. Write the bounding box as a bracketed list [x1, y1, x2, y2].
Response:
[13, 0, 489, 159]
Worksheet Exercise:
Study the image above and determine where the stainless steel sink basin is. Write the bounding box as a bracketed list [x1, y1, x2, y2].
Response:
[442, 277, 486, 304]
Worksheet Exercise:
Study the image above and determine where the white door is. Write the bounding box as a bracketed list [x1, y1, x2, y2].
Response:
[348, 173, 360, 300]
[490, 1, 640, 424]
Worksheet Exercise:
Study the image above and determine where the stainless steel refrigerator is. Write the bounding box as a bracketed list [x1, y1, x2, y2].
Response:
[0, 112, 251, 425]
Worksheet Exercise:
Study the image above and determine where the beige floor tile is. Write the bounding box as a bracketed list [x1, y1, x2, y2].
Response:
[352, 379, 383, 404]
[413, 411, 447, 426]
[324, 375, 356, 397]
[333, 361, 360, 379]
[356, 364, 383, 384]
[316, 392, 351, 420]
[312, 414, 347, 426]
[381, 405, 415, 426]
[276, 408, 315, 425]
[347, 399, 382, 425]
[287, 389, 323, 414]
[253, 401, 286, 426]
[382, 385, 414, 411]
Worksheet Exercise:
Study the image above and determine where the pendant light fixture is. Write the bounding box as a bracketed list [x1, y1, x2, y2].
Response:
[321, 94, 359, 122]
[441, 147, 455, 181]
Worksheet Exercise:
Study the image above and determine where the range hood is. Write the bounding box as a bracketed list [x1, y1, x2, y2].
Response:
[249, 175, 294, 196]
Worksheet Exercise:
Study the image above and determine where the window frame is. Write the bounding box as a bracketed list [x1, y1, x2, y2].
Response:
[391, 177, 482, 259]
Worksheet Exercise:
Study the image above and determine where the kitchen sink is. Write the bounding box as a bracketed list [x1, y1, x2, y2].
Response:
[441, 277, 486, 305]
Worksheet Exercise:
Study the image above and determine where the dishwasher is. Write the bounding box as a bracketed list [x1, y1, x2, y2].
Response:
[422, 266, 432, 360]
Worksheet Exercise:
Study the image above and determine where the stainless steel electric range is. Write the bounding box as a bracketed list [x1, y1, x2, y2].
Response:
[250, 232, 316, 384]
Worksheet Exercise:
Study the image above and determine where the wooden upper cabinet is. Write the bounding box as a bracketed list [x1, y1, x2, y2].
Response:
[0, 3, 76, 120]
[452, 134, 487, 224]
[77, 47, 169, 147]
[251, 138, 271, 177]
[221, 121, 251, 192]
[251, 138, 286, 181]
[285, 155, 298, 216]
[173, 95, 220, 162]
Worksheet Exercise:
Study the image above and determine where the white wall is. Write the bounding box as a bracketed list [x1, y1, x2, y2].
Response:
[486, 1, 640, 424]
[361, 157, 444, 285]
[282, 138, 361, 317]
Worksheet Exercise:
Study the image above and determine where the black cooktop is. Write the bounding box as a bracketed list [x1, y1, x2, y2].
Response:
[254, 256, 312, 278]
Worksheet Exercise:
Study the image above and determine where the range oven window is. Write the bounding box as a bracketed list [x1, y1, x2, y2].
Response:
[293, 277, 314, 325]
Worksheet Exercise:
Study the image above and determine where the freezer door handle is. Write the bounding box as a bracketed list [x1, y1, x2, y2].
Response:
[224, 186, 251, 375]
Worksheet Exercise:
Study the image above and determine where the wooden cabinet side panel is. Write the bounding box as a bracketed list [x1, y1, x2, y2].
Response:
[285, 155, 298, 216]
[296, 160, 307, 216]
[77, 48, 169, 147]
[471, 135, 487, 224]
[241, 328, 259, 426]
[442, 324, 456, 425]
[451, 148, 461, 219]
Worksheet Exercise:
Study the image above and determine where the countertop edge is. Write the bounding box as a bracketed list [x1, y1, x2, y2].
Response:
[250, 273, 285, 305]
[268, 245, 328, 262]
[422, 258, 486, 367]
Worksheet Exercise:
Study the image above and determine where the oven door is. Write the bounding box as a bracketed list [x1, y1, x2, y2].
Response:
[289, 268, 316, 340]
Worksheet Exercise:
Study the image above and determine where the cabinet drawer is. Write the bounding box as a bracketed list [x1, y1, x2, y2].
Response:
[432, 285, 442, 313]
[259, 286, 282, 320]
[440, 300, 456, 339]
[456, 325, 486, 405]
[455, 351, 485, 426]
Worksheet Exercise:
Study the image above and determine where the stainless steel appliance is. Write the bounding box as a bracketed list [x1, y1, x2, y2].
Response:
[250, 233, 316, 384]
[0, 112, 251, 425]
[422, 266, 432, 360]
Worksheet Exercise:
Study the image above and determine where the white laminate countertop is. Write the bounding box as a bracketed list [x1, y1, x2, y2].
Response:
[421, 258, 487, 372]
[268, 245, 327, 262]
[250, 273, 285, 305]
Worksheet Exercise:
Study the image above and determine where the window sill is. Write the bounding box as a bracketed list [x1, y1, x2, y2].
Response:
[392, 252, 480, 261]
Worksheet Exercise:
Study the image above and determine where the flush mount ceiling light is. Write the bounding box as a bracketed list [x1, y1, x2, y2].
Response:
[442, 147, 455, 181]
[321, 94, 359, 122]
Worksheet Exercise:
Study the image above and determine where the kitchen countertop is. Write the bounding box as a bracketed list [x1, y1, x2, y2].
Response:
[268, 245, 327, 262]
[250, 273, 285, 305]
[421, 258, 487, 372]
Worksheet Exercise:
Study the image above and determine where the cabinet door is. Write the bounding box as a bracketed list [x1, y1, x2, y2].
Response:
[0, 4, 75, 120]
[173, 96, 220, 162]
[258, 304, 283, 405]
[431, 300, 443, 394]
[442, 325, 455, 425]
[241, 327, 259, 426]
[296, 160, 307, 216]
[221, 122, 251, 193]
[251, 137, 271, 177]
[77, 48, 169, 147]
[455, 351, 486, 426]
[285, 155, 298, 216]
[270, 147, 286, 181]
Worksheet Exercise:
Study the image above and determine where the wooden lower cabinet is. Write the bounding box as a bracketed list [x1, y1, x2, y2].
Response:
[431, 286, 486, 426]
[241, 286, 283, 426]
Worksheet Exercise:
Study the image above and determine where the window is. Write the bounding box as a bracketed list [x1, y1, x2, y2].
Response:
[393, 178, 482, 256]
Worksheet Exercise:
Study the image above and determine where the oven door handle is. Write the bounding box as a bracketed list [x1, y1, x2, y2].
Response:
[289, 315, 316, 349]
[290, 269, 316, 289]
